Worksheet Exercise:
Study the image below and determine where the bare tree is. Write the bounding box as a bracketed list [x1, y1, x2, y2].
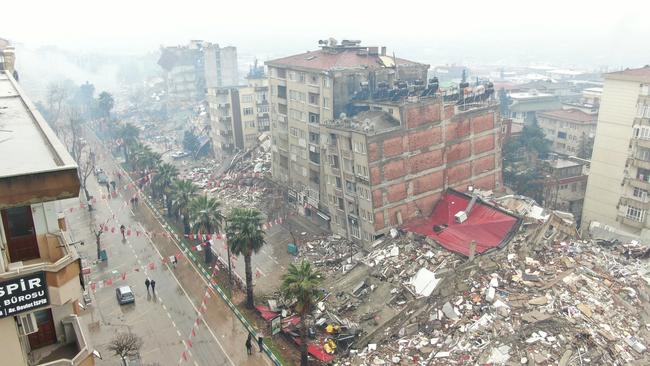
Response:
[92, 226, 103, 261]
[107, 332, 143, 366]
[46, 82, 68, 134]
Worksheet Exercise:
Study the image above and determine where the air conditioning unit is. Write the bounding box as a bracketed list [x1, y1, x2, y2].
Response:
[17, 313, 38, 336]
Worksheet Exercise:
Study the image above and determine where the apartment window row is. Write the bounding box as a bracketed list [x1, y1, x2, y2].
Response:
[353, 141, 367, 154]
[349, 222, 360, 239]
[634, 125, 650, 140]
[345, 180, 356, 194]
[362, 230, 372, 242]
[633, 187, 648, 200]
[241, 94, 253, 103]
[290, 109, 306, 122]
[289, 90, 306, 103]
[358, 186, 371, 201]
[243, 107, 254, 116]
[360, 208, 374, 223]
[637, 168, 650, 182]
[626, 205, 646, 223]
[258, 105, 269, 113]
[356, 164, 369, 178]
[637, 147, 650, 162]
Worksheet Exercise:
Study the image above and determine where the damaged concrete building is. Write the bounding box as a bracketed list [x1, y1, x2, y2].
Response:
[265, 40, 502, 245]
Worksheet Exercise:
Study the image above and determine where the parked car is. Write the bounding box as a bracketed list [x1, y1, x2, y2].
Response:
[171, 151, 190, 160]
[116, 286, 135, 305]
[97, 171, 109, 185]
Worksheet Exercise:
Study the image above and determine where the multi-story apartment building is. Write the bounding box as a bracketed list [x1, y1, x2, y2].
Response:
[582, 66, 650, 236]
[0, 37, 17, 78]
[505, 90, 561, 125]
[0, 71, 93, 365]
[158, 40, 239, 103]
[537, 108, 597, 156]
[207, 65, 269, 157]
[265, 40, 429, 196]
[318, 95, 502, 245]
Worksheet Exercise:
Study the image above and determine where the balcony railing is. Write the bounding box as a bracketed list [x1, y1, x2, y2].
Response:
[619, 214, 645, 229]
[1, 231, 78, 280]
[34, 315, 92, 366]
[631, 158, 650, 171]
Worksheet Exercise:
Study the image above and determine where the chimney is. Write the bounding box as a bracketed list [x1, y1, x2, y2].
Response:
[381, 46, 387, 56]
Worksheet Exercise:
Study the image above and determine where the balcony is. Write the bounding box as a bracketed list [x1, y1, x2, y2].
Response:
[1, 231, 78, 281]
[631, 158, 650, 171]
[620, 196, 650, 209]
[627, 178, 650, 191]
[619, 214, 645, 229]
[219, 116, 232, 124]
[635, 138, 650, 150]
[31, 315, 93, 366]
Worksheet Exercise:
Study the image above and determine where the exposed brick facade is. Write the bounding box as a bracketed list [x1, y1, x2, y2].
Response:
[387, 183, 407, 203]
[383, 137, 404, 157]
[446, 140, 472, 163]
[408, 149, 443, 174]
[408, 127, 442, 151]
[383, 160, 406, 181]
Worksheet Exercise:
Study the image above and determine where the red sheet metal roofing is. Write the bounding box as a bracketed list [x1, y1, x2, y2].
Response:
[293, 338, 336, 363]
[266, 49, 422, 71]
[403, 189, 520, 256]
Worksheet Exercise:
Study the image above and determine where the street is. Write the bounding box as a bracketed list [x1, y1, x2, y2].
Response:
[58, 136, 272, 365]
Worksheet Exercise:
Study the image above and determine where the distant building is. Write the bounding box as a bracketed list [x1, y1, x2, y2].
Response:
[0, 71, 93, 365]
[158, 40, 239, 103]
[506, 90, 562, 125]
[207, 64, 269, 157]
[544, 157, 589, 223]
[0, 37, 17, 80]
[582, 66, 650, 236]
[536, 108, 597, 156]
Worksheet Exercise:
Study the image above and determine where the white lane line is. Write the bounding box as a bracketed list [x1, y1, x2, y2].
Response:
[176, 330, 182, 337]
[136, 222, 236, 366]
[167, 313, 172, 319]
[162, 304, 167, 311]
[171, 321, 177, 328]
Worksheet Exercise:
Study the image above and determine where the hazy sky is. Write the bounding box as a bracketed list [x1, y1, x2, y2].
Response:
[4, 0, 650, 67]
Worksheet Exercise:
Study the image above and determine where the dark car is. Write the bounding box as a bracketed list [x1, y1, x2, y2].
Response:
[116, 286, 135, 305]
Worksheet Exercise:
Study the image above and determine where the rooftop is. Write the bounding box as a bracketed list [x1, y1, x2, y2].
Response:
[265, 45, 425, 72]
[509, 91, 555, 100]
[323, 110, 401, 135]
[537, 108, 597, 124]
[605, 65, 650, 83]
[0, 72, 79, 207]
[548, 158, 584, 169]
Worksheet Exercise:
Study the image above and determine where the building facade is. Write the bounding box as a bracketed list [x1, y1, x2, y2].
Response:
[0, 71, 93, 365]
[537, 108, 597, 156]
[207, 66, 269, 157]
[265, 40, 429, 193]
[318, 97, 502, 245]
[582, 66, 650, 236]
[544, 157, 589, 223]
[158, 40, 239, 103]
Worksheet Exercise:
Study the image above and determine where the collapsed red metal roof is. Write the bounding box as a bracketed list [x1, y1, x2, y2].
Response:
[403, 189, 520, 256]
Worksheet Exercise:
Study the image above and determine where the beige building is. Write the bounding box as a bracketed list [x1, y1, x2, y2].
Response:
[0, 71, 93, 365]
[265, 40, 429, 195]
[208, 66, 269, 157]
[544, 157, 589, 223]
[537, 108, 597, 156]
[582, 66, 650, 235]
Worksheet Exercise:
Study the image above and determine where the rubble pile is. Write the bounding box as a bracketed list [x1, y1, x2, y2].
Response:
[298, 235, 363, 275]
[339, 230, 650, 366]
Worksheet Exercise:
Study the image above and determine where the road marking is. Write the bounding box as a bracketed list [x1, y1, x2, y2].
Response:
[136, 223, 236, 366]
[167, 312, 172, 319]
[177, 329, 182, 337]
[162, 304, 167, 310]
[171, 321, 176, 328]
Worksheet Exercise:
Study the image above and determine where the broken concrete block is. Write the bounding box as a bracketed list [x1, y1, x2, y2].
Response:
[558, 349, 573, 366]
[486, 287, 496, 303]
[576, 303, 592, 318]
[490, 277, 499, 288]
[625, 336, 647, 353]
[528, 296, 548, 305]
[442, 302, 459, 320]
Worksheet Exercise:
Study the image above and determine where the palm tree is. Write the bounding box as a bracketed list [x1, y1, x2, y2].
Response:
[188, 195, 224, 234]
[281, 261, 323, 366]
[118, 123, 139, 163]
[153, 163, 179, 214]
[171, 180, 198, 234]
[226, 208, 266, 309]
[133, 144, 161, 174]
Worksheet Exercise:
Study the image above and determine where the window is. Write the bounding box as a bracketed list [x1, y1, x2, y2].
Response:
[289, 71, 296, 81]
[243, 107, 254, 116]
[276, 68, 286, 79]
[571, 183, 577, 192]
[634, 187, 648, 200]
[358, 186, 371, 200]
[290, 109, 305, 122]
[638, 147, 650, 162]
[350, 223, 360, 239]
[309, 113, 320, 124]
[353, 141, 366, 154]
[298, 73, 306, 83]
[278, 103, 288, 115]
[289, 90, 306, 102]
[241, 94, 253, 103]
[329, 155, 340, 169]
[290, 127, 299, 137]
[638, 168, 650, 182]
[323, 97, 331, 109]
[323, 77, 331, 88]
[277, 85, 287, 99]
[1, 206, 39, 262]
[309, 151, 320, 164]
[557, 131, 567, 139]
[335, 176, 342, 188]
[634, 125, 650, 140]
[309, 74, 319, 85]
[345, 180, 356, 193]
[626, 205, 646, 222]
[309, 132, 320, 144]
[343, 158, 353, 173]
[308, 92, 320, 105]
[257, 105, 269, 113]
[356, 164, 368, 178]
[337, 197, 344, 210]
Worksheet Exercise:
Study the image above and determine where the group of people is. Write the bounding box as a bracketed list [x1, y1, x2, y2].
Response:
[144, 278, 157, 294]
[245, 333, 264, 355]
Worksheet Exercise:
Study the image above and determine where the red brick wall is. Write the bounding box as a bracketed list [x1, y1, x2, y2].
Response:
[383, 160, 406, 181]
[473, 173, 496, 190]
[372, 189, 383, 207]
[447, 162, 471, 184]
[374, 211, 385, 230]
[408, 149, 443, 174]
[370, 166, 382, 185]
[404, 102, 441, 129]
[472, 112, 495, 133]
[383, 137, 404, 157]
[368, 142, 381, 162]
[473, 155, 495, 175]
[444, 105, 455, 119]
[411, 171, 444, 195]
[446, 118, 471, 141]
[473, 134, 495, 154]
[446, 141, 471, 163]
[387, 183, 407, 203]
[408, 127, 442, 151]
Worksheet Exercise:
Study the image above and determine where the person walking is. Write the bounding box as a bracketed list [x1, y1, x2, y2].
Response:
[257, 333, 264, 352]
[110, 180, 116, 192]
[245, 334, 253, 355]
[120, 224, 126, 240]
[145, 278, 150, 293]
[105, 181, 111, 194]
[150, 279, 156, 294]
